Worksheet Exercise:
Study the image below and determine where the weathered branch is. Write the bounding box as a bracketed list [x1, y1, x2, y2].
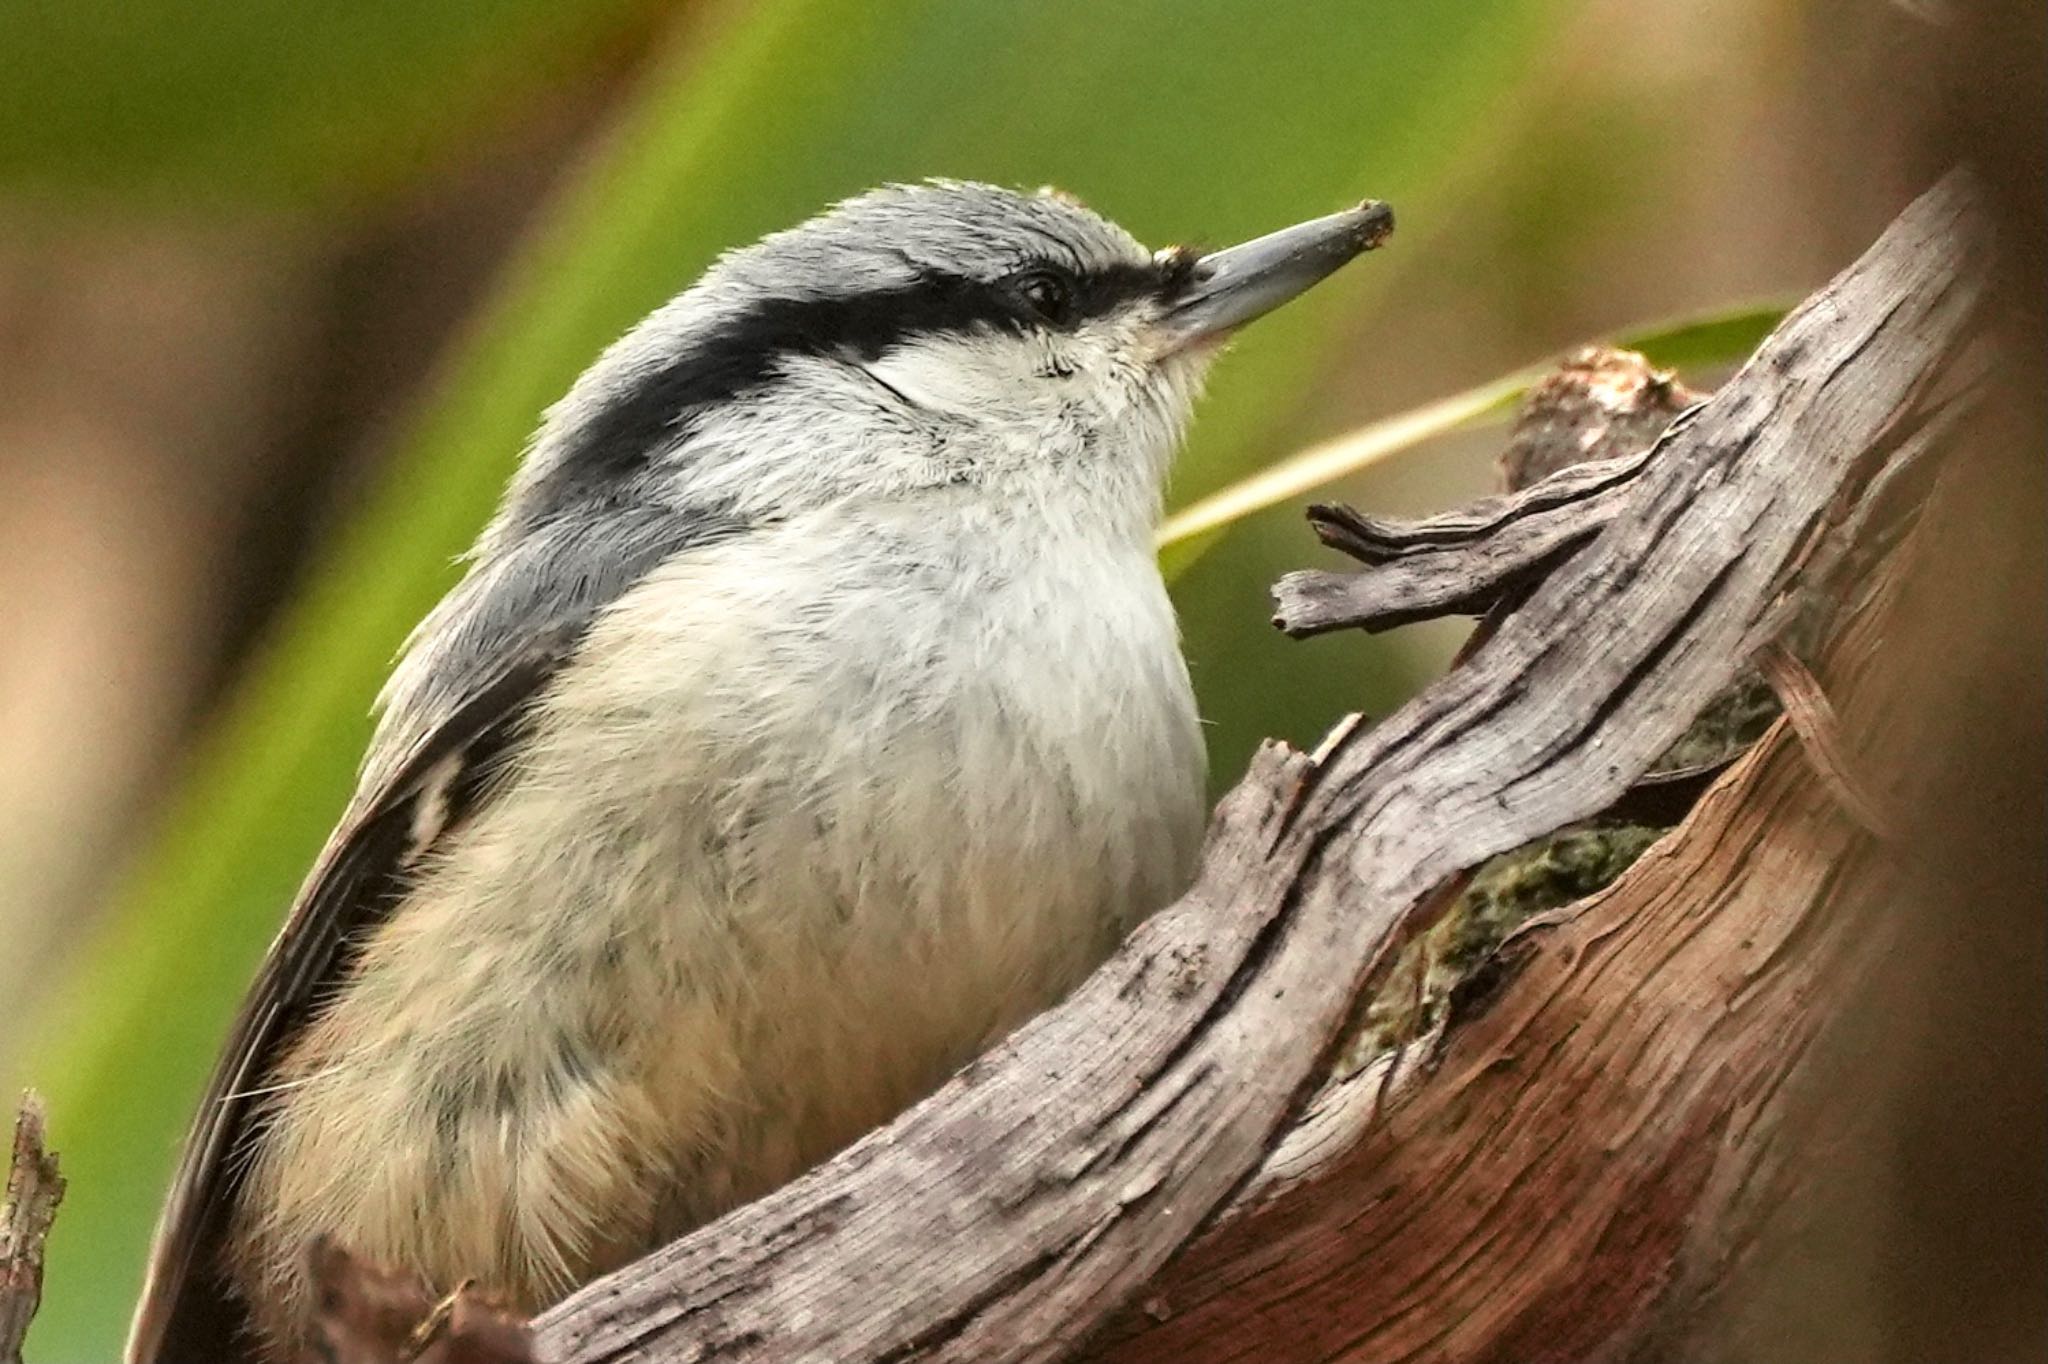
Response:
[519, 176, 1986, 1364]
[1271, 349, 1704, 639]
[1091, 556, 1922, 1361]
[1, 1096, 63, 1364]
[1272, 445, 1662, 636]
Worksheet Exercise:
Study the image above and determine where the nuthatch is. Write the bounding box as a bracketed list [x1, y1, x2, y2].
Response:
[128, 180, 1392, 1362]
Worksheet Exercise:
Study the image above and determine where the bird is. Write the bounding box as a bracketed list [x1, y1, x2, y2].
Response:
[126, 179, 1393, 1363]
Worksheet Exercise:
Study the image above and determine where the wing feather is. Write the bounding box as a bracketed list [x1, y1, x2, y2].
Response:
[126, 509, 731, 1363]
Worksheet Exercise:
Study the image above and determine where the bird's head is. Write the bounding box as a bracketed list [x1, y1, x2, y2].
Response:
[503, 180, 1392, 545]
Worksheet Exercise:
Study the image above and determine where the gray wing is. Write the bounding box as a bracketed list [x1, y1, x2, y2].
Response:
[127, 506, 734, 1364]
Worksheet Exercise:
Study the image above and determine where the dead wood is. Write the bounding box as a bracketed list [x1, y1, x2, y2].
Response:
[1, 1096, 63, 1364]
[1272, 443, 1663, 637]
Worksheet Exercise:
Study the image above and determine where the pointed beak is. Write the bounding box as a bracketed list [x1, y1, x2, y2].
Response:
[1156, 199, 1394, 353]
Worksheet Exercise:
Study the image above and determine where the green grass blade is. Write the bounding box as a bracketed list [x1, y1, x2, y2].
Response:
[1157, 370, 1533, 573]
[1617, 299, 1787, 372]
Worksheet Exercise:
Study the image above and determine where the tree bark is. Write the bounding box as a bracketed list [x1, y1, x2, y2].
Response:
[1, 1097, 63, 1364]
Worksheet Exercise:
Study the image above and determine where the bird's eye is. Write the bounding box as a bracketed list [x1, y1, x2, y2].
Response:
[1010, 269, 1078, 325]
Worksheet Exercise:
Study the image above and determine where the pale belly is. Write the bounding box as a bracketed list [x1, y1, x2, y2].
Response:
[229, 517, 1206, 1336]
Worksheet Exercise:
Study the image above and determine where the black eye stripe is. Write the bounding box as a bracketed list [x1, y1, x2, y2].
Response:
[1067, 260, 1187, 319]
[516, 256, 1186, 525]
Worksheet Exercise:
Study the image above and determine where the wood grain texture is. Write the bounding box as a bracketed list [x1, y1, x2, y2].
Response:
[522, 175, 1986, 1364]
[1093, 582, 1910, 1362]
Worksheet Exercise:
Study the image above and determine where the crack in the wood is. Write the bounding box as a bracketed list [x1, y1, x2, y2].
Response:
[1305, 449, 1656, 562]
[1114, 865, 1312, 1105]
[560, 1191, 857, 1361]
[1070, 1057, 1215, 1185]
[873, 1238, 1080, 1363]
[1517, 549, 1748, 797]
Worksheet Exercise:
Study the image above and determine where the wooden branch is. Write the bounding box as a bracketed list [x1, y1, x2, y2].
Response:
[1092, 566, 1916, 1361]
[2, 1095, 64, 1364]
[1272, 349, 1703, 638]
[523, 176, 1986, 1364]
[1272, 444, 1661, 636]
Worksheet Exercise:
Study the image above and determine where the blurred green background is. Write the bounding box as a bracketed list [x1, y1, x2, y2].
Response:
[0, 0, 1961, 1358]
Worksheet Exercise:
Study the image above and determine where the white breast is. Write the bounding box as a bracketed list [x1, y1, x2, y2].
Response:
[238, 490, 1206, 1311]
[536, 493, 1209, 1095]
